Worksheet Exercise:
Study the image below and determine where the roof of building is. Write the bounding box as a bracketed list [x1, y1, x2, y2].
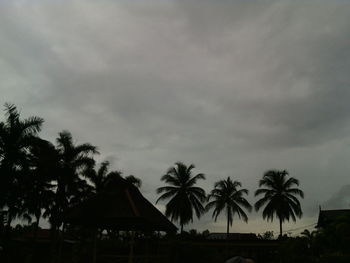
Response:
[316, 209, 350, 228]
[64, 176, 177, 232]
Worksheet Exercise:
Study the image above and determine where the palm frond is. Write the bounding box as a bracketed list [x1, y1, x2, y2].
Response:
[186, 173, 205, 187]
[255, 196, 270, 211]
[73, 143, 99, 156]
[156, 190, 177, 204]
[286, 188, 304, 198]
[156, 186, 178, 194]
[21, 117, 44, 135]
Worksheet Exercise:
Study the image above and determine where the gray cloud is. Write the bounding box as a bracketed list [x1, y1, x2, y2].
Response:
[323, 185, 350, 209]
[1, 0, 350, 233]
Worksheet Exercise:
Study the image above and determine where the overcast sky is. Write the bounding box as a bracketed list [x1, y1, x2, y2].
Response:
[1, 0, 350, 235]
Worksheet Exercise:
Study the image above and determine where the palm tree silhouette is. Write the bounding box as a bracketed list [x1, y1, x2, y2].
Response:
[52, 130, 98, 228]
[255, 170, 304, 237]
[301, 229, 316, 249]
[156, 162, 206, 233]
[86, 161, 142, 193]
[85, 161, 116, 194]
[206, 177, 252, 239]
[125, 175, 142, 188]
[0, 103, 44, 226]
[24, 139, 58, 237]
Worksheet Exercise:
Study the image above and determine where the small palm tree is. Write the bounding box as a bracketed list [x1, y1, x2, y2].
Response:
[301, 229, 316, 249]
[85, 162, 142, 193]
[206, 177, 252, 239]
[0, 103, 44, 226]
[85, 161, 113, 194]
[156, 162, 206, 233]
[255, 170, 304, 237]
[125, 175, 142, 188]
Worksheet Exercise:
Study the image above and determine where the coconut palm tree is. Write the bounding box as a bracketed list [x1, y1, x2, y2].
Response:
[85, 161, 142, 194]
[24, 139, 58, 235]
[301, 229, 316, 249]
[51, 130, 98, 229]
[85, 161, 112, 194]
[156, 162, 206, 233]
[0, 103, 44, 226]
[255, 170, 304, 237]
[206, 177, 252, 239]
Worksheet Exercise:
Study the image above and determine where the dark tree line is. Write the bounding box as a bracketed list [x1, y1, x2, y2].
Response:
[0, 104, 141, 238]
[157, 164, 304, 238]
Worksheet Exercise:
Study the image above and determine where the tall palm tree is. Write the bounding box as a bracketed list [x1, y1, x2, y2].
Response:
[156, 162, 206, 233]
[206, 177, 252, 239]
[24, 139, 58, 235]
[0, 103, 44, 226]
[255, 170, 304, 237]
[52, 130, 98, 229]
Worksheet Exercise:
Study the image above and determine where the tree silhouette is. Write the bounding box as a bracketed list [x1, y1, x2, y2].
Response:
[85, 161, 115, 194]
[206, 177, 252, 239]
[125, 175, 142, 188]
[85, 161, 142, 193]
[24, 138, 57, 237]
[0, 103, 44, 226]
[301, 229, 316, 249]
[255, 170, 304, 237]
[51, 130, 98, 229]
[156, 162, 206, 233]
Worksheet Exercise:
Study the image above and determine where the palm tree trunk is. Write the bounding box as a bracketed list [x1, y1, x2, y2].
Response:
[50, 224, 57, 263]
[28, 215, 41, 263]
[6, 213, 12, 229]
[225, 209, 230, 258]
[5, 214, 12, 242]
[34, 214, 40, 243]
[4, 213, 12, 263]
[180, 223, 183, 234]
[226, 212, 230, 240]
[279, 217, 283, 238]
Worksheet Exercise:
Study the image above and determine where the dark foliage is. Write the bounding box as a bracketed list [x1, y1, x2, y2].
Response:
[255, 170, 304, 236]
[156, 162, 206, 232]
[206, 177, 252, 238]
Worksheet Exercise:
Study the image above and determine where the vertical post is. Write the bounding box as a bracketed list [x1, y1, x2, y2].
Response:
[145, 234, 150, 263]
[128, 231, 135, 263]
[50, 225, 58, 263]
[155, 233, 160, 263]
[57, 223, 66, 263]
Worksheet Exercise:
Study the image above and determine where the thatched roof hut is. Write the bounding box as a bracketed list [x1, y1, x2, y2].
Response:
[64, 176, 176, 263]
[64, 176, 176, 232]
